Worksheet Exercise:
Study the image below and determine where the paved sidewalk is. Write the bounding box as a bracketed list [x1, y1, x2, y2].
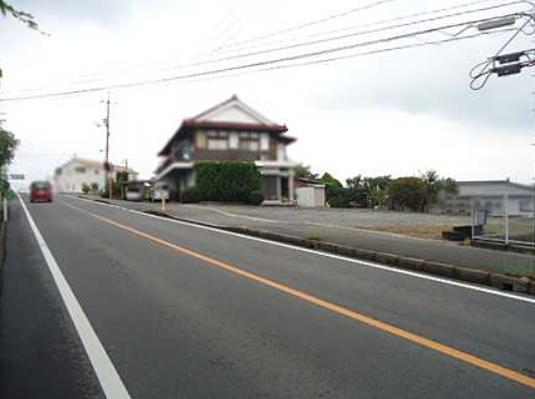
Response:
[78, 196, 535, 276]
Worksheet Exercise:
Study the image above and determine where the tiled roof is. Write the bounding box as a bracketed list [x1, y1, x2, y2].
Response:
[182, 119, 287, 132]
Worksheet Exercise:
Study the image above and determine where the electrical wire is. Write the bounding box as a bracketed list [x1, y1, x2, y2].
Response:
[210, 0, 397, 53]
[1, 14, 522, 103]
[209, 0, 518, 53]
[11, 2, 533, 100]
[18, 0, 528, 93]
[169, 4, 531, 73]
[177, 27, 517, 85]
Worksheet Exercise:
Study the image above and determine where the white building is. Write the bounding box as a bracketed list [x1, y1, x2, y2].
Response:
[440, 180, 535, 217]
[53, 157, 138, 193]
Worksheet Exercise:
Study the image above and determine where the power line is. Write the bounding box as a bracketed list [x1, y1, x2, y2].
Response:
[0, 12, 527, 102]
[207, 0, 251, 52]
[16, 0, 523, 94]
[21, 0, 396, 88]
[157, 27, 515, 87]
[261, 28, 517, 73]
[210, 0, 397, 53]
[167, 2, 532, 73]
[209, 0, 504, 53]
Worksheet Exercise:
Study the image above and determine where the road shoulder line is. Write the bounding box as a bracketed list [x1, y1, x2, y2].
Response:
[17, 193, 131, 399]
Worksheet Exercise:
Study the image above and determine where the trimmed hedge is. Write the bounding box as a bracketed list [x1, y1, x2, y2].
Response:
[194, 161, 262, 203]
[247, 190, 264, 205]
[182, 187, 202, 203]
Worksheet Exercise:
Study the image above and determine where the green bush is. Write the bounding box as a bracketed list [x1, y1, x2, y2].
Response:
[81, 183, 90, 194]
[326, 185, 351, 208]
[247, 190, 264, 205]
[194, 161, 261, 202]
[181, 187, 201, 203]
[387, 177, 427, 211]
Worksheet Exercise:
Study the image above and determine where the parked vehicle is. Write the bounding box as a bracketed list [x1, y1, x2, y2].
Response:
[30, 181, 53, 202]
[125, 182, 145, 201]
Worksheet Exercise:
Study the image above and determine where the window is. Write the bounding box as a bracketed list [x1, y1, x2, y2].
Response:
[196, 131, 207, 149]
[75, 166, 86, 174]
[229, 132, 239, 149]
[207, 131, 229, 150]
[239, 132, 259, 151]
[260, 134, 269, 151]
[520, 200, 533, 212]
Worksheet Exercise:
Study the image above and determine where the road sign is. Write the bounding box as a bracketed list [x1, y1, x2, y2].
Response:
[8, 174, 25, 180]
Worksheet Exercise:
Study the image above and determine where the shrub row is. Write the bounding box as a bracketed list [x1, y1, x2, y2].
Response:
[183, 161, 264, 205]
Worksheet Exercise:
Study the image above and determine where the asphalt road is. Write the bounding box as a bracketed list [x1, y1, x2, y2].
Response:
[1, 194, 535, 398]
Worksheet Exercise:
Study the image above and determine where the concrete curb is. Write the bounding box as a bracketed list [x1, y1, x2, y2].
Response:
[224, 226, 533, 295]
[78, 197, 535, 297]
[0, 220, 7, 297]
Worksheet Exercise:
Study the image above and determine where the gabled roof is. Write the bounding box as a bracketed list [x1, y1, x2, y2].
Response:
[193, 94, 274, 125]
[54, 157, 137, 175]
[456, 180, 534, 196]
[158, 95, 294, 156]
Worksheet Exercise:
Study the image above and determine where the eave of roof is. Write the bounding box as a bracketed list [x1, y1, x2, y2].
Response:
[182, 118, 287, 132]
[158, 120, 291, 156]
[457, 180, 532, 190]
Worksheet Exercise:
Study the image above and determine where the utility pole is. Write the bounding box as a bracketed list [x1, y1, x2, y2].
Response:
[103, 93, 112, 200]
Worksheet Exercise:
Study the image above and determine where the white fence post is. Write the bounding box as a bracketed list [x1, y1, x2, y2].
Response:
[471, 198, 475, 240]
[504, 194, 509, 245]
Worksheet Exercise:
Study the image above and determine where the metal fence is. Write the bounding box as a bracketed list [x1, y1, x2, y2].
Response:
[471, 196, 535, 247]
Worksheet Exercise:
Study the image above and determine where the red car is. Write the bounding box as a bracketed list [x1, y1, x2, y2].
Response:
[30, 181, 53, 203]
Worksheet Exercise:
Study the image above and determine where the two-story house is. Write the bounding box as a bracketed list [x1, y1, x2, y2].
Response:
[54, 156, 138, 193]
[155, 95, 297, 204]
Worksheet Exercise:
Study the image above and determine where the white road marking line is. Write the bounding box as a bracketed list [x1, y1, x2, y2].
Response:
[17, 193, 131, 399]
[70, 195, 535, 305]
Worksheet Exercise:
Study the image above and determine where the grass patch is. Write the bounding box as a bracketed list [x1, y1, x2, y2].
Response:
[498, 263, 535, 281]
[305, 231, 321, 241]
[361, 224, 456, 240]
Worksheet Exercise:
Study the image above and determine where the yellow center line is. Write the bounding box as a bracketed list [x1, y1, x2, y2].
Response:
[63, 201, 535, 390]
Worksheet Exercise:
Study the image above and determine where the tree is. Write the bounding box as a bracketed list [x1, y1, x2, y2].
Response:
[345, 175, 391, 208]
[0, 127, 19, 167]
[0, 1, 46, 79]
[321, 172, 342, 188]
[0, 1, 42, 31]
[294, 163, 319, 181]
[321, 172, 349, 207]
[388, 177, 428, 212]
[364, 175, 391, 208]
[420, 170, 457, 211]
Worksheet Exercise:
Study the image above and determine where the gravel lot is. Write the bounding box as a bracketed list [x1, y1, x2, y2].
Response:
[182, 204, 472, 239]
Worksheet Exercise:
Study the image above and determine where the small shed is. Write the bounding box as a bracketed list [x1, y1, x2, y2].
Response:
[296, 184, 325, 207]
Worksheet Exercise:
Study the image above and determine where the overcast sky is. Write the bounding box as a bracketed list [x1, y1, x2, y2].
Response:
[3, 0, 535, 188]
